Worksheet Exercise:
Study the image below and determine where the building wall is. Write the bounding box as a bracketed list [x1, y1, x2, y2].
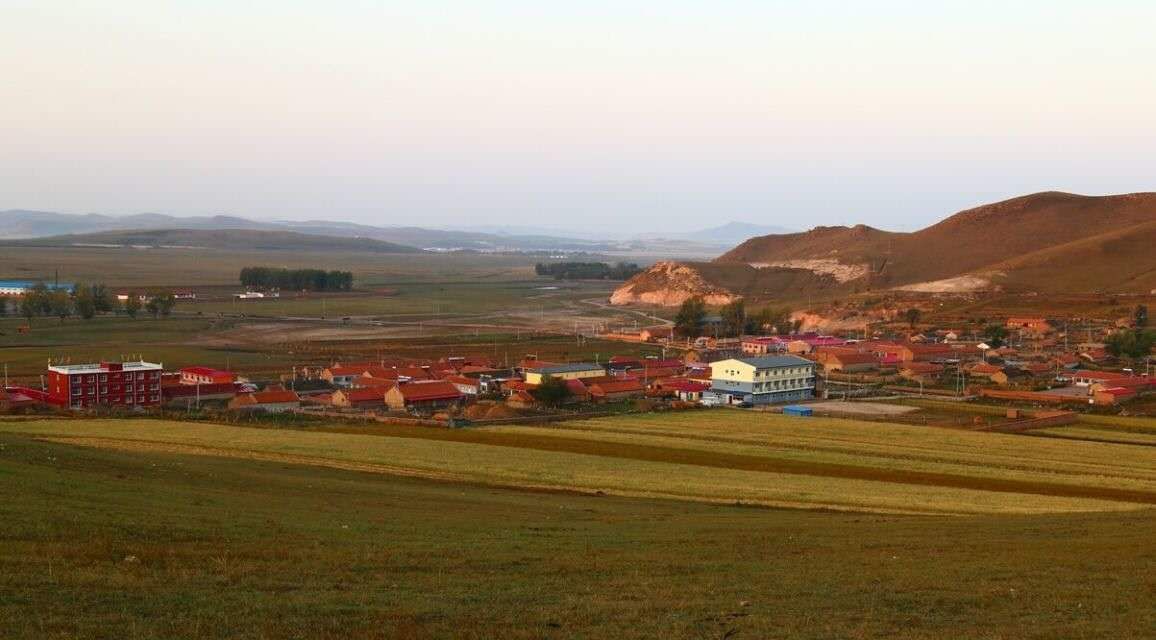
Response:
[524, 368, 604, 385]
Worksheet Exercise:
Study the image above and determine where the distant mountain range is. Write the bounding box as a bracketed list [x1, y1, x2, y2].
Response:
[1, 228, 422, 254]
[633, 221, 796, 245]
[611, 192, 1156, 305]
[0, 209, 759, 254]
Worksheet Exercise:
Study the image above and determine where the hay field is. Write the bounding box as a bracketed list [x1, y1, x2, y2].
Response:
[2, 415, 1154, 516]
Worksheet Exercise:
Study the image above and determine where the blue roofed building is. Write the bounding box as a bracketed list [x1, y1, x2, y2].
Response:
[707, 355, 816, 405]
[523, 362, 606, 385]
[0, 280, 74, 296]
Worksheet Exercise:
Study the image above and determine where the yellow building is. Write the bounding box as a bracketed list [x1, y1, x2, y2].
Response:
[708, 355, 816, 405]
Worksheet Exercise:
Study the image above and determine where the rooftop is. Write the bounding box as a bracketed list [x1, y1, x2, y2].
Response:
[528, 362, 605, 374]
[48, 361, 162, 375]
[715, 355, 814, 369]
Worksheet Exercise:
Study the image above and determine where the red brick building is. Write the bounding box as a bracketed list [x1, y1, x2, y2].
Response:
[47, 361, 163, 409]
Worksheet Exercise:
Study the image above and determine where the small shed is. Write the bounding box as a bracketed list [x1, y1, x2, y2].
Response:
[782, 405, 813, 417]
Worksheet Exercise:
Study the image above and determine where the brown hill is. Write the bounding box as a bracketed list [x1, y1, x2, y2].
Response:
[613, 192, 1156, 305]
[720, 191, 1156, 290]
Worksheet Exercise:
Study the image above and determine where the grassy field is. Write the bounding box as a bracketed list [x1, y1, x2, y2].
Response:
[0, 316, 303, 380]
[3, 413, 1154, 516]
[0, 246, 546, 288]
[2, 425, 1155, 639]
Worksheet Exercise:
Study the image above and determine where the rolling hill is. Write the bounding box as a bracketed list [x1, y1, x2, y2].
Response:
[0, 206, 712, 251]
[0, 228, 423, 253]
[612, 192, 1156, 305]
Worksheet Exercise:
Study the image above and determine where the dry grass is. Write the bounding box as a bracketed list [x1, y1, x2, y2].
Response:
[2, 417, 1153, 516]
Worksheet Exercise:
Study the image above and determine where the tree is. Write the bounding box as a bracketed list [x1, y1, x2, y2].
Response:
[91, 284, 114, 313]
[745, 306, 789, 335]
[1106, 328, 1156, 359]
[983, 324, 1008, 348]
[673, 296, 707, 338]
[143, 292, 176, 319]
[718, 299, 746, 338]
[46, 289, 72, 323]
[74, 284, 97, 320]
[532, 375, 572, 407]
[124, 293, 142, 318]
[1135, 304, 1149, 328]
[155, 293, 176, 318]
[904, 308, 922, 329]
[20, 283, 49, 325]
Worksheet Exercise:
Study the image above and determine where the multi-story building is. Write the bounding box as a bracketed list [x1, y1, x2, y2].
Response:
[708, 355, 816, 405]
[46, 361, 163, 409]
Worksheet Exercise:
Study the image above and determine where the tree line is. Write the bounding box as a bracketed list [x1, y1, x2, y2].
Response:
[534, 262, 642, 281]
[239, 267, 353, 292]
[0, 283, 177, 324]
[673, 298, 802, 338]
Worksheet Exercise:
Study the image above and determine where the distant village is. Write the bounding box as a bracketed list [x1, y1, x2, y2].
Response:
[4, 284, 1154, 420]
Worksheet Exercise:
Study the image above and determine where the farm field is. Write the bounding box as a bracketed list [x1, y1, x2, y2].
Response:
[2, 424, 1156, 639]
[2, 413, 1155, 515]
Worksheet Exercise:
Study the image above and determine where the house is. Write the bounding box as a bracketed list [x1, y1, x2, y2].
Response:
[966, 362, 1003, 380]
[523, 363, 605, 385]
[990, 368, 1032, 386]
[652, 378, 711, 402]
[46, 360, 163, 409]
[639, 326, 674, 342]
[321, 366, 365, 388]
[179, 366, 236, 386]
[708, 355, 816, 405]
[685, 348, 741, 364]
[1092, 386, 1136, 406]
[229, 389, 300, 413]
[162, 377, 237, 403]
[815, 350, 879, 373]
[899, 362, 944, 383]
[444, 375, 481, 396]
[1, 386, 47, 411]
[587, 378, 646, 402]
[1068, 370, 1130, 387]
[506, 390, 537, 410]
[741, 337, 784, 355]
[330, 388, 386, 409]
[564, 378, 592, 402]
[1006, 317, 1053, 334]
[899, 343, 956, 362]
[384, 380, 465, 412]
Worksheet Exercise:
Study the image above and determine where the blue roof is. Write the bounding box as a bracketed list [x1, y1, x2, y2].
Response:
[734, 355, 813, 369]
[0, 280, 73, 290]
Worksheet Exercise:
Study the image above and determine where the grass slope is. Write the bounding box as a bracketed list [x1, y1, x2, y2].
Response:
[2, 432, 1155, 639]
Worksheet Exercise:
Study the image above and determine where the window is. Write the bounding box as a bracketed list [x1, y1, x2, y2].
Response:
[99, 374, 107, 382]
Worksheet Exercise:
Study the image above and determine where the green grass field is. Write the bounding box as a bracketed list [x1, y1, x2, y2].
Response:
[1, 421, 1155, 639]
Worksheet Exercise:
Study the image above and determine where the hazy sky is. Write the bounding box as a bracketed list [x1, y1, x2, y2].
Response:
[4, 1, 1156, 234]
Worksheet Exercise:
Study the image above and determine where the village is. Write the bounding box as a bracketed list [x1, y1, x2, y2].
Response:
[5, 305, 1153, 422]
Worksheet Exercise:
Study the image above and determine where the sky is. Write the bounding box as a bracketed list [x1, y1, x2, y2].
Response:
[3, 1, 1156, 235]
